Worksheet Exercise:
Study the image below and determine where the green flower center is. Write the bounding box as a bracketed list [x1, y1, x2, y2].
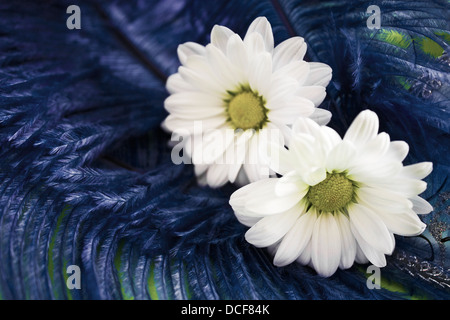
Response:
[225, 87, 267, 130]
[307, 173, 355, 212]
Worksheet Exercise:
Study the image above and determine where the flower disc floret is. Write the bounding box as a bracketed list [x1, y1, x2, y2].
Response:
[307, 173, 354, 212]
[226, 88, 267, 130]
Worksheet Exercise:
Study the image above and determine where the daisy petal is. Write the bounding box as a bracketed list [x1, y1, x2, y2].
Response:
[243, 32, 265, 57]
[303, 62, 332, 87]
[227, 130, 254, 183]
[245, 204, 300, 248]
[211, 25, 235, 53]
[267, 75, 300, 104]
[178, 42, 206, 65]
[206, 44, 245, 89]
[352, 226, 387, 267]
[387, 141, 409, 162]
[243, 163, 261, 184]
[274, 60, 310, 85]
[335, 214, 357, 269]
[296, 240, 312, 265]
[163, 115, 225, 134]
[265, 142, 296, 175]
[292, 117, 340, 155]
[229, 181, 266, 226]
[410, 195, 433, 214]
[354, 243, 370, 264]
[320, 126, 342, 147]
[166, 73, 195, 94]
[359, 132, 391, 161]
[375, 210, 426, 236]
[164, 92, 224, 119]
[268, 121, 294, 147]
[356, 186, 413, 214]
[303, 167, 327, 186]
[343, 110, 379, 146]
[178, 65, 223, 94]
[297, 86, 327, 108]
[196, 127, 234, 165]
[206, 163, 230, 187]
[292, 116, 322, 136]
[325, 141, 357, 173]
[243, 178, 304, 215]
[248, 52, 272, 96]
[234, 213, 261, 227]
[348, 160, 402, 183]
[248, 129, 273, 180]
[349, 204, 394, 254]
[273, 36, 307, 70]
[226, 34, 248, 72]
[402, 162, 433, 180]
[268, 97, 315, 124]
[275, 171, 308, 197]
[273, 211, 316, 266]
[311, 212, 341, 277]
[242, 134, 264, 182]
[374, 178, 427, 197]
[290, 133, 317, 164]
[244, 16, 274, 52]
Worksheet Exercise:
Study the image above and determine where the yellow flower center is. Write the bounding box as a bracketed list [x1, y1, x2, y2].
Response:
[307, 173, 355, 212]
[226, 87, 267, 130]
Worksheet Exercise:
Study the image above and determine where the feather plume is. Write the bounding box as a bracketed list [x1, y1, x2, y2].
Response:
[0, 0, 448, 299]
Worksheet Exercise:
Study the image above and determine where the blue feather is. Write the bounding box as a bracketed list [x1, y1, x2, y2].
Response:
[0, 0, 448, 300]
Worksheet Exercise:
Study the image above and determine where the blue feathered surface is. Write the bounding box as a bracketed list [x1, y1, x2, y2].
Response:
[0, 0, 449, 300]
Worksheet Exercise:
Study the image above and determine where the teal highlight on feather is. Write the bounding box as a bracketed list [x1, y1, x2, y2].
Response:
[48, 205, 72, 300]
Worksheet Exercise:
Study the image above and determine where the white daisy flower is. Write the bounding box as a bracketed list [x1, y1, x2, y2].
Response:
[229, 110, 433, 277]
[163, 17, 332, 188]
